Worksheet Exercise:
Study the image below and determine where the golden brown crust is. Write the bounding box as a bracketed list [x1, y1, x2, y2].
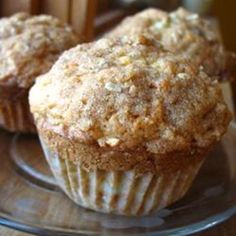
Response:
[39, 128, 209, 174]
[0, 12, 79, 88]
[108, 8, 226, 78]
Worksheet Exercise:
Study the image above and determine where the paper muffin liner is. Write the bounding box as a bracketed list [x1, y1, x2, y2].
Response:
[40, 138, 204, 216]
[0, 98, 35, 133]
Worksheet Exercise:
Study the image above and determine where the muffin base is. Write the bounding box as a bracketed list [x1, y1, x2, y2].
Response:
[0, 87, 35, 133]
[40, 138, 204, 216]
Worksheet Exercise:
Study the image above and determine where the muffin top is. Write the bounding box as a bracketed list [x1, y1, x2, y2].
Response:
[0, 12, 79, 88]
[108, 8, 226, 78]
[30, 34, 231, 155]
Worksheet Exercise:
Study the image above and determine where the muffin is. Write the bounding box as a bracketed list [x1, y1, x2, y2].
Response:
[29, 35, 231, 215]
[108, 8, 227, 80]
[0, 13, 79, 133]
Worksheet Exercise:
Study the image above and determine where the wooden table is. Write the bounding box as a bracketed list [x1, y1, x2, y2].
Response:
[0, 214, 236, 235]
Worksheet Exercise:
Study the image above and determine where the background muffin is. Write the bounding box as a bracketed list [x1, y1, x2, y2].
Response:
[0, 12, 79, 132]
[108, 8, 227, 80]
[30, 35, 231, 215]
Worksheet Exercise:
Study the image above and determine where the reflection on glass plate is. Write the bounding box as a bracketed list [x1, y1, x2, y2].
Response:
[0, 124, 235, 236]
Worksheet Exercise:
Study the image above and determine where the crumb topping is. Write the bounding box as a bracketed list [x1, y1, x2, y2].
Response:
[30, 35, 231, 154]
[108, 8, 226, 77]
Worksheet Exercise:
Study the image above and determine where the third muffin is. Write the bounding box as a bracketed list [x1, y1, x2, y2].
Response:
[108, 8, 227, 80]
[30, 35, 231, 215]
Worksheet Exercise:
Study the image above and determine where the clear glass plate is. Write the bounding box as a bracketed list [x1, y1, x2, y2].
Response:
[0, 123, 236, 236]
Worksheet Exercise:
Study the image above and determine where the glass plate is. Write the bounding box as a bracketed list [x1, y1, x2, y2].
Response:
[0, 123, 236, 236]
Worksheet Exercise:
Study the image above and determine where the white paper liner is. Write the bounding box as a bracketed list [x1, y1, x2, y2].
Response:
[40, 138, 203, 216]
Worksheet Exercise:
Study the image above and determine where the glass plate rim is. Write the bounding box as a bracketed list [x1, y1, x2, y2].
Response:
[0, 205, 236, 236]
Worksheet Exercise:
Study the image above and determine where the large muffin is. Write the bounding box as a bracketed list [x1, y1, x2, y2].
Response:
[30, 35, 231, 215]
[108, 8, 227, 80]
[0, 13, 79, 132]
